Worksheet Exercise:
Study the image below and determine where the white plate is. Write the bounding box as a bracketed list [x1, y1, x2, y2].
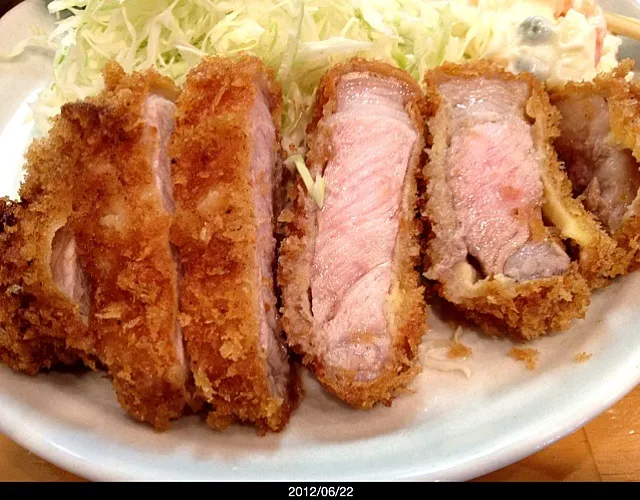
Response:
[1, 0, 639, 482]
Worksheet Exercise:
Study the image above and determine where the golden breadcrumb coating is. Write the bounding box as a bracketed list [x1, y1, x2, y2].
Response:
[550, 59, 640, 283]
[64, 63, 188, 429]
[424, 61, 599, 340]
[0, 199, 85, 375]
[0, 199, 81, 374]
[279, 58, 428, 409]
[0, 101, 98, 374]
[170, 56, 300, 433]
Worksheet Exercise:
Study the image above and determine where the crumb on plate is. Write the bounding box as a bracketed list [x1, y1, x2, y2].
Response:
[573, 352, 593, 363]
[447, 341, 472, 359]
[509, 347, 540, 371]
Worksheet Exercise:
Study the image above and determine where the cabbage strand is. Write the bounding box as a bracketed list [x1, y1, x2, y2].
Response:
[30, 0, 618, 160]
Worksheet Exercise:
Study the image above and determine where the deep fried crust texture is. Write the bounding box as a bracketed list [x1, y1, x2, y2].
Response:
[423, 61, 596, 340]
[0, 95, 97, 374]
[170, 56, 299, 433]
[279, 58, 428, 408]
[550, 60, 640, 282]
[64, 63, 187, 429]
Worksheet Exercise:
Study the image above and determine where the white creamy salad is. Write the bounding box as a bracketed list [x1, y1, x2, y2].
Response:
[450, 0, 619, 87]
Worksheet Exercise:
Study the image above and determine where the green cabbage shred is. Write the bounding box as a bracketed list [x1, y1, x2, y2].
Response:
[287, 154, 325, 208]
[22, 0, 506, 204]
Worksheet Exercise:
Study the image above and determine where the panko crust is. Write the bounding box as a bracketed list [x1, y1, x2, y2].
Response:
[423, 61, 597, 340]
[64, 63, 187, 429]
[550, 59, 640, 281]
[0, 98, 98, 374]
[0, 199, 81, 374]
[170, 56, 299, 433]
[279, 58, 428, 408]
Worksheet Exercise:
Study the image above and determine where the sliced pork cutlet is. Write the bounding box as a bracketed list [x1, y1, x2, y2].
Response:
[66, 63, 187, 429]
[0, 200, 83, 375]
[279, 59, 428, 408]
[170, 56, 298, 433]
[550, 60, 640, 282]
[423, 62, 604, 340]
[0, 109, 95, 374]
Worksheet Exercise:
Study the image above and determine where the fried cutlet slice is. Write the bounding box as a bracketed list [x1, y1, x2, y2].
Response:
[170, 56, 299, 432]
[0, 201, 83, 374]
[65, 63, 188, 429]
[0, 108, 93, 374]
[550, 59, 640, 283]
[278, 59, 428, 408]
[423, 61, 603, 340]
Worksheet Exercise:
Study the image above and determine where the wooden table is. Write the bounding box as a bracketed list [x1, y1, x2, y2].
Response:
[0, 385, 638, 481]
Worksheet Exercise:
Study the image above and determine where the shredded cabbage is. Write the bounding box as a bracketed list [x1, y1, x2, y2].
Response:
[31, 0, 529, 150]
[8, 0, 620, 203]
[287, 154, 325, 208]
[423, 356, 472, 378]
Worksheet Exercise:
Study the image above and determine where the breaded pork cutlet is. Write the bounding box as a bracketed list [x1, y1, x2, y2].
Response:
[550, 60, 640, 283]
[423, 62, 607, 340]
[65, 63, 188, 429]
[0, 199, 85, 374]
[279, 59, 428, 408]
[0, 108, 94, 374]
[170, 56, 299, 432]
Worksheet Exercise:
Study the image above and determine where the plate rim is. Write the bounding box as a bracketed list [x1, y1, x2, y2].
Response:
[1, 0, 640, 483]
[0, 365, 638, 481]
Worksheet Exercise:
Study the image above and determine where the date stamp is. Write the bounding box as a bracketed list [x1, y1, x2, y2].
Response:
[288, 486, 354, 497]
